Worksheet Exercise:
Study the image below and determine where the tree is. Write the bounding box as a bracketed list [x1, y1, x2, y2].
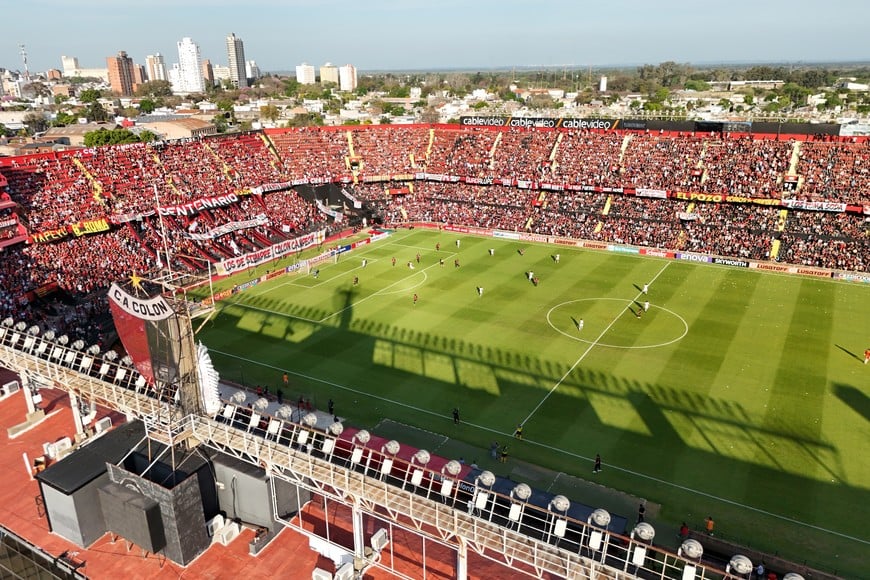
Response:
[379, 116, 392, 125]
[0, 123, 13, 138]
[54, 94, 69, 106]
[260, 104, 280, 123]
[138, 130, 157, 143]
[211, 114, 229, 133]
[135, 80, 173, 97]
[86, 101, 109, 122]
[52, 111, 79, 127]
[83, 128, 141, 147]
[79, 88, 102, 103]
[138, 98, 157, 114]
[24, 112, 48, 135]
[684, 80, 710, 91]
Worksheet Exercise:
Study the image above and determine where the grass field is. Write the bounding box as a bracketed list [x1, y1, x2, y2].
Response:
[197, 229, 869, 575]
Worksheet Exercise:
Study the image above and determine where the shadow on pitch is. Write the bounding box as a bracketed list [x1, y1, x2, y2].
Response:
[833, 383, 870, 423]
[834, 344, 862, 363]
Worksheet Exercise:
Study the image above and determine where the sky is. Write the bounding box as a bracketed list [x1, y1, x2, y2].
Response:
[1, 0, 869, 75]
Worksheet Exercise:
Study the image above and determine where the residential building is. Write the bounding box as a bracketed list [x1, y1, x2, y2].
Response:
[225, 33, 247, 89]
[339, 64, 357, 92]
[246, 60, 260, 81]
[145, 53, 167, 82]
[296, 63, 315, 85]
[202, 59, 215, 89]
[59, 55, 109, 82]
[174, 37, 205, 94]
[212, 65, 231, 85]
[107, 51, 136, 96]
[320, 63, 339, 85]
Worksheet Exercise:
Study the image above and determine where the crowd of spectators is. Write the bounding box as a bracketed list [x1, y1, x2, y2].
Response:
[1, 127, 868, 348]
[350, 126, 430, 176]
[795, 141, 870, 205]
[269, 127, 349, 181]
[779, 210, 868, 271]
[699, 137, 792, 198]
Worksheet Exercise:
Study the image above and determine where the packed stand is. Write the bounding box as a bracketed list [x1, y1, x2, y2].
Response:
[350, 126, 430, 176]
[551, 131, 626, 187]
[679, 203, 779, 259]
[795, 141, 870, 205]
[700, 137, 793, 198]
[619, 133, 707, 191]
[779, 210, 869, 271]
[1, 154, 106, 230]
[425, 128, 501, 177]
[490, 129, 558, 181]
[269, 128, 350, 181]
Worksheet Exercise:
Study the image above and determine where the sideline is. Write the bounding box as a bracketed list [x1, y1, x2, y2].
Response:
[207, 345, 869, 547]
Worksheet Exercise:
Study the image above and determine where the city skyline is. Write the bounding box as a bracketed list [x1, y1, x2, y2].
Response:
[1, 0, 870, 75]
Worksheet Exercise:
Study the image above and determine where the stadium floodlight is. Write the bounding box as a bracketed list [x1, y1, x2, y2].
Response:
[230, 390, 248, 404]
[276, 405, 294, 419]
[348, 429, 371, 467]
[726, 555, 753, 577]
[103, 350, 118, 361]
[1, 317, 13, 327]
[546, 495, 570, 542]
[253, 397, 269, 411]
[86, 344, 100, 356]
[471, 470, 496, 517]
[439, 459, 462, 501]
[678, 538, 703, 561]
[28, 325, 40, 335]
[631, 522, 655, 542]
[302, 412, 318, 427]
[782, 574, 805, 580]
[42, 330, 56, 341]
[378, 440, 400, 479]
[406, 449, 430, 489]
[15, 321, 27, 331]
[57, 334, 69, 345]
[585, 508, 612, 553]
[71, 339, 85, 351]
[120, 354, 132, 366]
[329, 421, 344, 436]
[507, 483, 532, 526]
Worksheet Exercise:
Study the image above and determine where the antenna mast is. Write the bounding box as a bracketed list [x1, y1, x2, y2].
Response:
[18, 43, 30, 81]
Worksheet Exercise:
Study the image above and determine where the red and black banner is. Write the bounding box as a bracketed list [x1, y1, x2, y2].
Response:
[108, 281, 180, 385]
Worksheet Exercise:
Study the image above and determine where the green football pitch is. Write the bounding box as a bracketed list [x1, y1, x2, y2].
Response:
[197, 229, 869, 574]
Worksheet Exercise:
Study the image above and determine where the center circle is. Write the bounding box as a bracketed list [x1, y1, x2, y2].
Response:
[546, 298, 688, 349]
[378, 270, 429, 295]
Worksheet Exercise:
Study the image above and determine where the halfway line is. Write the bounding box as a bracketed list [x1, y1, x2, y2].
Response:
[520, 262, 670, 426]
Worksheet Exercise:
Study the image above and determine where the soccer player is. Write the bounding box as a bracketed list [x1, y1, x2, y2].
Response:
[416, 252, 421, 263]
[477, 286, 483, 297]
[436, 242, 441, 251]
[408, 261, 415, 269]
[513, 424, 523, 439]
[392, 256, 396, 267]
[452, 408, 460, 424]
[456, 239, 460, 248]
[865, 348, 870, 364]
[362, 258, 367, 268]
[313, 269, 319, 278]
[353, 276, 359, 286]
[636, 308, 643, 319]
[527, 270, 534, 281]
[642, 284, 649, 294]
[555, 253, 560, 263]
[413, 293, 418, 305]
[577, 319, 584, 331]
[593, 453, 602, 473]
[489, 248, 494, 256]
[439, 258, 444, 267]
[643, 300, 649, 312]
[454, 259, 460, 268]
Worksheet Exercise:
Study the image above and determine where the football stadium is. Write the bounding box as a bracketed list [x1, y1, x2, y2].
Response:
[0, 120, 868, 579]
